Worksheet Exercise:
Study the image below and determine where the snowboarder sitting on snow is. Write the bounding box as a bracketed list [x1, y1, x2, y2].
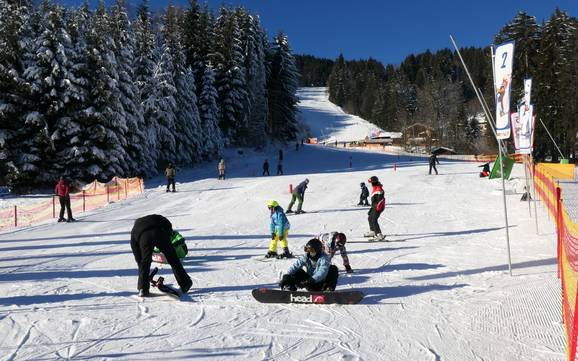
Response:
[266, 200, 292, 259]
[279, 238, 339, 292]
[287, 178, 309, 214]
[479, 162, 490, 177]
[365, 176, 386, 241]
[165, 163, 176, 192]
[318, 232, 353, 273]
[130, 214, 192, 297]
[358, 182, 369, 206]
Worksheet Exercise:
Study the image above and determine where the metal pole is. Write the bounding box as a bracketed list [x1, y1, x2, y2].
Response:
[450, 35, 512, 276]
[523, 155, 531, 216]
[14, 205, 17, 227]
[531, 155, 539, 234]
[538, 118, 564, 160]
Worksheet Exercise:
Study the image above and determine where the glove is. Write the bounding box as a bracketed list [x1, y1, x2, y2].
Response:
[279, 275, 292, 290]
[271, 232, 277, 240]
[344, 264, 354, 273]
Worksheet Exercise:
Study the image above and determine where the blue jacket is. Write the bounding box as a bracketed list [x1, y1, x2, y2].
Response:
[287, 253, 331, 283]
[270, 207, 290, 235]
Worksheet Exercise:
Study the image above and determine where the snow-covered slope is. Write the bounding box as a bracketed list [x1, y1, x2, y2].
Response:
[298, 87, 385, 142]
[0, 89, 564, 360]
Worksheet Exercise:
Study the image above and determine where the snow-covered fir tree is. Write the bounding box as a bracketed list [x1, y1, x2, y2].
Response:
[198, 64, 223, 158]
[212, 5, 248, 143]
[110, 0, 155, 177]
[266, 32, 299, 140]
[238, 9, 268, 146]
[163, 5, 202, 165]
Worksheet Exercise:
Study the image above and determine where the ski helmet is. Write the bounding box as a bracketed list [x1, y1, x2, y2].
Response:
[334, 232, 347, 246]
[267, 200, 279, 208]
[305, 178, 309, 184]
[360, 182, 365, 187]
[304, 238, 323, 254]
[368, 176, 379, 184]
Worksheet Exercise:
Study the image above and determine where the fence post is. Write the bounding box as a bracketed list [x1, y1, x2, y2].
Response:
[556, 187, 562, 279]
[106, 183, 110, 203]
[117, 178, 120, 200]
[125, 179, 128, 199]
[82, 190, 86, 212]
[53, 196, 56, 218]
[14, 205, 17, 227]
[289, 184, 293, 194]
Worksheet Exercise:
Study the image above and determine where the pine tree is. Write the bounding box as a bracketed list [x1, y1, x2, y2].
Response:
[212, 5, 248, 143]
[198, 64, 223, 158]
[535, 9, 578, 160]
[163, 5, 202, 164]
[266, 32, 299, 140]
[110, 0, 155, 177]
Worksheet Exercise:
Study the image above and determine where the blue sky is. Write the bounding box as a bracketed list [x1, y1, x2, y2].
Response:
[57, 0, 578, 65]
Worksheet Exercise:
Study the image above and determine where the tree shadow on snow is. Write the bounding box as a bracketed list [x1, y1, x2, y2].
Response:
[0, 291, 135, 306]
[407, 257, 557, 281]
[346, 246, 418, 255]
[67, 345, 267, 360]
[360, 283, 468, 304]
[353, 262, 444, 275]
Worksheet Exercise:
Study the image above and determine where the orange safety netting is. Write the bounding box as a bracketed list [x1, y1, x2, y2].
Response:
[0, 177, 144, 231]
[533, 162, 578, 361]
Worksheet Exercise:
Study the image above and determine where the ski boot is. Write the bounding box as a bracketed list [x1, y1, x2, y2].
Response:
[265, 251, 278, 259]
[57, 218, 65, 222]
[286, 209, 294, 214]
[277, 248, 294, 259]
[344, 264, 354, 273]
[295, 210, 306, 214]
[370, 233, 385, 242]
[363, 231, 375, 238]
[138, 289, 150, 297]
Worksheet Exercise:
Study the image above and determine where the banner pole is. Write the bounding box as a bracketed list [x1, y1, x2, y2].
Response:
[523, 155, 531, 216]
[451, 35, 512, 275]
[531, 155, 539, 234]
[538, 117, 564, 160]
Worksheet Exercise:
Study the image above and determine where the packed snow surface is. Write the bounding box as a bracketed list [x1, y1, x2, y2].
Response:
[0, 88, 564, 360]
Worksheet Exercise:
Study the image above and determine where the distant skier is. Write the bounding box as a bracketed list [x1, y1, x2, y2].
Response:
[130, 214, 192, 297]
[364, 176, 385, 241]
[263, 159, 270, 176]
[55, 176, 75, 222]
[358, 182, 369, 206]
[317, 232, 353, 273]
[266, 200, 293, 258]
[218, 158, 226, 180]
[287, 178, 309, 214]
[279, 238, 339, 291]
[295, 142, 299, 151]
[165, 163, 176, 192]
[279, 149, 284, 162]
[429, 153, 440, 175]
[479, 162, 490, 177]
[277, 161, 284, 175]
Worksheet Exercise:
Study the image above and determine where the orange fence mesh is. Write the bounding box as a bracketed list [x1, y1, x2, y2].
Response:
[533, 162, 578, 361]
[0, 177, 144, 231]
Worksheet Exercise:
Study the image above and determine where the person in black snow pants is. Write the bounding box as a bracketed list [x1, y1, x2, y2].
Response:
[358, 182, 369, 206]
[130, 214, 192, 297]
[277, 161, 283, 175]
[364, 176, 386, 241]
[429, 153, 440, 175]
[263, 159, 270, 176]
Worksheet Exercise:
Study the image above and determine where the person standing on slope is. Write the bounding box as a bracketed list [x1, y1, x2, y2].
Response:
[429, 153, 440, 175]
[317, 231, 353, 273]
[266, 200, 293, 259]
[358, 182, 369, 206]
[130, 214, 192, 297]
[263, 159, 270, 176]
[365, 176, 386, 241]
[218, 158, 226, 180]
[287, 178, 309, 214]
[55, 176, 75, 222]
[165, 163, 176, 192]
[279, 238, 339, 291]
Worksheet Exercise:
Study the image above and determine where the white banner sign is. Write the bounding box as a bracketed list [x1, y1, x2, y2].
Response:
[494, 42, 515, 139]
[523, 78, 532, 109]
[511, 104, 535, 154]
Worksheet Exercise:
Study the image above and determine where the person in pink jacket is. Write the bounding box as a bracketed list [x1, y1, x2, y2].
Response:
[55, 176, 75, 222]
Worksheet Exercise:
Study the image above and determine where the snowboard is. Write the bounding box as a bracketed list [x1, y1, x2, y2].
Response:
[252, 288, 364, 305]
[149, 267, 180, 298]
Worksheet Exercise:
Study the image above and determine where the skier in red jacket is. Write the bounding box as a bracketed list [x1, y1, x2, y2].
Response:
[55, 176, 75, 222]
